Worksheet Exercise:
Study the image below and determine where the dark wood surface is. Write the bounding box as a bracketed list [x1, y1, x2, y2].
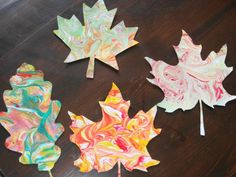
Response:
[0, 0, 236, 177]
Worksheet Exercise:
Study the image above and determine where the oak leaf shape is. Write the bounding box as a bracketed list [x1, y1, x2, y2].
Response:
[146, 30, 236, 136]
[0, 63, 64, 174]
[54, 0, 138, 78]
[68, 83, 161, 177]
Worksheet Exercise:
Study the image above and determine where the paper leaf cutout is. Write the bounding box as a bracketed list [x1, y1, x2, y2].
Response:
[68, 83, 161, 177]
[0, 63, 64, 174]
[146, 30, 236, 136]
[54, 0, 138, 78]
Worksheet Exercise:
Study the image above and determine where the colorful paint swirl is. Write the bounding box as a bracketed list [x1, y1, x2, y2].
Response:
[68, 83, 161, 176]
[54, 0, 138, 78]
[146, 30, 236, 136]
[0, 63, 64, 173]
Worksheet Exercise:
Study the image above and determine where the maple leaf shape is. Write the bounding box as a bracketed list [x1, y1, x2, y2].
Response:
[54, 0, 138, 79]
[68, 83, 161, 177]
[146, 30, 236, 136]
[0, 63, 64, 175]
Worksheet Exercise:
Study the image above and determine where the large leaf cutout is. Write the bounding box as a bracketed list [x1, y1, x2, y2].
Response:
[146, 30, 236, 136]
[68, 83, 161, 177]
[54, 0, 138, 78]
[0, 63, 64, 176]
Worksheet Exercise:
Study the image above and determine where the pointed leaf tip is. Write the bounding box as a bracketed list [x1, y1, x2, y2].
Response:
[95, 0, 106, 7]
[68, 111, 75, 117]
[111, 82, 119, 89]
[57, 15, 65, 23]
[56, 15, 61, 21]
[181, 29, 188, 35]
[71, 14, 77, 19]
[146, 78, 156, 85]
[147, 106, 157, 118]
[53, 30, 58, 35]
[110, 8, 117, 14]
[221, 44, 227, 53]
[145, 57, 154, 64]
[110, 82, 122, 95]
[64, 53, 77, 63]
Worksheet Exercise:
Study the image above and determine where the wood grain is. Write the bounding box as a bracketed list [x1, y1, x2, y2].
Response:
[0, 0, 236, 177]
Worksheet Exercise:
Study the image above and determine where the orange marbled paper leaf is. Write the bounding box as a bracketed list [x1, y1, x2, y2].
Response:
[68, 83, 161, 176]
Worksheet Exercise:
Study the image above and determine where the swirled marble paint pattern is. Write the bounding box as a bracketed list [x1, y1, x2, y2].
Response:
[68, 83, 161, 176]
[54, 0, 138, 78]
[0, 63, 64, 172]
[146, 30, 236, 135]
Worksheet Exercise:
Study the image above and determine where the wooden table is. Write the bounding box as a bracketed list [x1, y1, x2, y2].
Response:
[0, 0, 236, 177]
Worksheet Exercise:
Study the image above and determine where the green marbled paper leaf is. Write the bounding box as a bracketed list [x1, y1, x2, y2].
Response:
[54, 0, 138, 78]
[0, 63, 64, 175]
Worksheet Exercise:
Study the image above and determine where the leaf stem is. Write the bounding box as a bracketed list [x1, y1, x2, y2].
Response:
[86, 57, 95, 79]
[118, 160, 121, 177]
[49, 170, 53, 177]
[199, 100, 205, 136]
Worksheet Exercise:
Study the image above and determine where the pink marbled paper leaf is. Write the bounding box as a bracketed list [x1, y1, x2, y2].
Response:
[146, 30, 236, 136]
